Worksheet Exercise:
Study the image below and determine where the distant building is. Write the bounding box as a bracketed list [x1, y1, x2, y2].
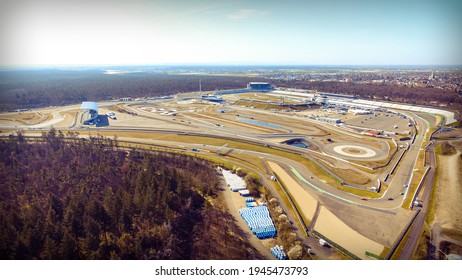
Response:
[80, 101, 98, 125]
[315, 95, 328, 105]
[349, 108, 372, 115]
[319, 92, 356, 99]
[247, 82, 273, 91]
[201, 94, 223, 102]
[316, 116, 342, 124]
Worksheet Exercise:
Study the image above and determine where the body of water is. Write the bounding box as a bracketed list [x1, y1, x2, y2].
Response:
[285, 139, 310, 149]
[236, 118, 282, 129]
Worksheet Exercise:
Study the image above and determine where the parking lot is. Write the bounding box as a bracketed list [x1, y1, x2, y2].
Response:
[345, 112, 412, 133]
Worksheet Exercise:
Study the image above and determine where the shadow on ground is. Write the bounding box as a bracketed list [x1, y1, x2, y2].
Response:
[96, 115, 110, 127]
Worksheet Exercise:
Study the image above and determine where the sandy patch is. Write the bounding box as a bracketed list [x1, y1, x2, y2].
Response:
[434, 147, 462, 239]
[314, 206, 384, 259]
[262, 137, 295, 143]
[267, 161, 317, 222]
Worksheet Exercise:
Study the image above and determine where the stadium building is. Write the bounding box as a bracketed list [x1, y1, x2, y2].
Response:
[80, 101, 98, 125]
[247, 82, 273, 91]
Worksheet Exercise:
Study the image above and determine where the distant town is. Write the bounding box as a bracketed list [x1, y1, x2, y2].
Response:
[173, 65, 462, 93]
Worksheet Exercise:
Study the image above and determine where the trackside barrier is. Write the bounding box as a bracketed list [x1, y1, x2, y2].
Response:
[365, 251, 384, 260]
[411, 134, 417, 144]
[423, 142, 433, 167]
[301, 154, 345, 184]
[385, 209, 421, 260]
[389, 149, 407, 175]
[384, 173, 390, 182]
[312, 230, 360, 260]
[429, 126, 443, 140]
[409, 167, 431, 210]
[372, 138, 400, 170]
[272, 173, 309, 235]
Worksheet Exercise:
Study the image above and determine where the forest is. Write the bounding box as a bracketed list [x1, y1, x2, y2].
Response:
[0, 130, 262, 259]
[1, 68, 459, 116]
[0, 69, 263, 111]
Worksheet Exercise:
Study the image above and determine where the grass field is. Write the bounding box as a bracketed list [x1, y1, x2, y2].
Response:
[90, 130, 387, 198]
[267, 162, 317, 225]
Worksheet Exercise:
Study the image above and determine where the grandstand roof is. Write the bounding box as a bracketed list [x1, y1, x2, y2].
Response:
[80, 102, 98, 112]
[352, 99, 456, 125]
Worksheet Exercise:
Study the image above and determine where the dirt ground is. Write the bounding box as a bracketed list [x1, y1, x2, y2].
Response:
[435, 127, 462, 139]
[267, 161, 318, 223]
[313, 206, 384, 259]
[433, 140, 462, 241]
[0, 111, 49, 125]
[219, 174, 275, 260]
[59, 110, 79, 127]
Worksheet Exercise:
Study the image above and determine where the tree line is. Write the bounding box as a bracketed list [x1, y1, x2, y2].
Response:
[0, 130, 262, 259]
[0, 70, 263, 111]
[1, 69, 458, 117]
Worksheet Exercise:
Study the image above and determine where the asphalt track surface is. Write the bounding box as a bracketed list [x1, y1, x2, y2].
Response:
[0, 99, 432, 209]
[0, 97, 436, 259]
[398, 141, 437, 259]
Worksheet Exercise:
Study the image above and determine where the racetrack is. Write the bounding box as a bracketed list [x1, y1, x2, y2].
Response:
[0, 92, 439, 260]
[267, 161, 318, 224]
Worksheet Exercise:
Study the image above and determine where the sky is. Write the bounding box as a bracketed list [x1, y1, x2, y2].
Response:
[0, 0, 461, 66]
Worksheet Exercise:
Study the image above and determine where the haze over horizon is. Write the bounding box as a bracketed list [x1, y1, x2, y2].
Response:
[1, 0, 461, 67]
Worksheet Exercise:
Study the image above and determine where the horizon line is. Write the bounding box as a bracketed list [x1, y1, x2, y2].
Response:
[2, 63, 462, 70]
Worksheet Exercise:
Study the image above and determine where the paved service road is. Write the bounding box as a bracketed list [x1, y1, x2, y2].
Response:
[398, 142, 436, 259]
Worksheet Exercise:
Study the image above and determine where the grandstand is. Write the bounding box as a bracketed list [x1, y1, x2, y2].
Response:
[80, 102, 99, 125]
[247, 82, 273, 91]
